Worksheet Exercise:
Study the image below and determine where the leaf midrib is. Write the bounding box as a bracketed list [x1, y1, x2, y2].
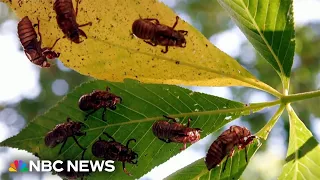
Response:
[293, 115, 298, 180]
[288, 105, 299, 180]
[285, 105, 320, 180]
[192, 169, 208, 180]
[4, 100, 281, 145]
[237, 0, 286, 78]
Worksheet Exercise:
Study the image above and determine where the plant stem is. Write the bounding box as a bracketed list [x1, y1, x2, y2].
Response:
[282, 89, 320, 104]
[282, 76, 290, 95]
[257, 105, 285, 140]
[256, 89, 320, 140]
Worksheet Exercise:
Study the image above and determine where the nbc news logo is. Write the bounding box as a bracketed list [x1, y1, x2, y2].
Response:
[8, 160, 29, 172]
[8, 159, 115, 173]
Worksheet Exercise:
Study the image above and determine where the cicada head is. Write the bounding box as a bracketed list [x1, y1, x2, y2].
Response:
[129, 151, 138, 164]
[71, 122, 85, 133]
[69, 29, 81, 44]
[106, 94, 122, 110]
[173, 31, 187, 48]
[187, 128, 202, 143]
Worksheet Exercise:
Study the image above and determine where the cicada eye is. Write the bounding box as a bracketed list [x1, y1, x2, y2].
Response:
[110, 106, 117, 110]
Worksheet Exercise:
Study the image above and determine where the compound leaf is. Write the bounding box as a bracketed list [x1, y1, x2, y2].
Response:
[1, 79, 250, 179]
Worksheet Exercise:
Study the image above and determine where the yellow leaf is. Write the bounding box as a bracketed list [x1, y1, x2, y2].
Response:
[4, 0, 280, 97]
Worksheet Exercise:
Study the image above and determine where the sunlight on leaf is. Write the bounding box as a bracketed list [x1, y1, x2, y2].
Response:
[1, 0, 280, 97]
[1, 79, 249, 179]
[279, 105, 320, 179]
[217, 0, 295, 81]
[165, 140, 261, 180]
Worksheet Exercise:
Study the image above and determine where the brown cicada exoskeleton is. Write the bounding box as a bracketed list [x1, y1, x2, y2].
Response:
[152, 115, 202, 151]
[78, 87, 122, 122]
[92, 132, 138, 176]
[54, 0, 92, 43]
[205, 125, 258, 171]
[18, 16, 60, 67]
[44, 117, 87, 154]
[132, 16, 188, 53]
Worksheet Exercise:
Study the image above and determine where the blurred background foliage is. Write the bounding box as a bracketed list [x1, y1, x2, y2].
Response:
[0, 0, 319, 180]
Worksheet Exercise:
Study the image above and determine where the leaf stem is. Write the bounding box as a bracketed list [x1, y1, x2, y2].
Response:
[81, 100, 283, 132]
[282, 89, 320, 104]
[282, 76, 290, 95]
[256, 105, 285, 140]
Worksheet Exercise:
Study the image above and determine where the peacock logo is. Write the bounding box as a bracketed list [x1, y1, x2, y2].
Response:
[8, 160, 29, 172]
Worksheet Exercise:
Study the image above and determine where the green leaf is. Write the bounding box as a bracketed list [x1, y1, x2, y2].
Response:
[1, 79, 248, 179]
[279, 105, 320, 179]
[0, 0, 282, 97]
[257, 105, 285, 140]
[217, 0, 295, 79]
[165, 140, 261, 180]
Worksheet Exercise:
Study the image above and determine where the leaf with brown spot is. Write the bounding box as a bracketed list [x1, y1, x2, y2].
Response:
[2, 0, 280, 97]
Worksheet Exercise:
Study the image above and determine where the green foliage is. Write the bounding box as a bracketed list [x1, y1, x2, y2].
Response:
[166, 140, 261, 180]
[279, 105, 320, 179]
[1, 0, 320, 179]
[257, 105, 285, 140]
[1, 79, 247, 179]
[217, 0, 295, 81]
[175, 0, 232, 37]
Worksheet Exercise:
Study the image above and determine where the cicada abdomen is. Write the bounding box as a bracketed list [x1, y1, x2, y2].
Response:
[78, 87, 122, 122]
[44, 117, 87, 154]
[132, 16, 188, 53]
[18, 16, 60, 67]
[205, 125, 258, 171]
[152, 115, 202, 151]
[53, 0, 92, 43]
